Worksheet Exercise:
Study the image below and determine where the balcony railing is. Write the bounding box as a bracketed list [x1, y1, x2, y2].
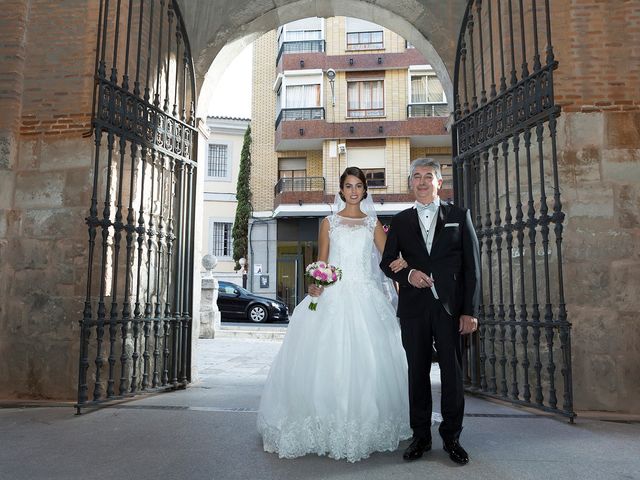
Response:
[275, 107, 325, 130]
[274, 176, 326, 196]
[407, 103, 449, 117]
[276, 39, 326, 65]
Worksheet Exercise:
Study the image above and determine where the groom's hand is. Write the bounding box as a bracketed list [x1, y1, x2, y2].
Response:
[408, 269, 433, 289]
[459, 314, 478, 335]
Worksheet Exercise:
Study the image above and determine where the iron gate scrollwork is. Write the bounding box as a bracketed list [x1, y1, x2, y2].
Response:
[77, 0, 197, 412]
[452, 0, 575, 420]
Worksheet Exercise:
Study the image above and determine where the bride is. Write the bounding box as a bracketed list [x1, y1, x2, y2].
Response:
[257, 166, 413, 462]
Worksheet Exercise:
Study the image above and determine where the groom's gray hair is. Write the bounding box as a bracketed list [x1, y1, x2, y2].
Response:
[409, 157, 442, 180]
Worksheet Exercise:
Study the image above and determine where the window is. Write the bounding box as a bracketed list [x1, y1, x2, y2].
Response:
[221, 283, 239, 295]
[277, 19, 325, 63]
[346, 31, 383, 50]
[212, 222, 233, 258]
[346, 145, 386, 187]
[410, 74, 445, 104]
[347, 80, 384, 117]
[285, 84, 321, 108]
[363, 168, 385, 188]
[279, 18, 323, 43]
[346, 18, 384, 50]
[207, 143, 229, 179]
[278, 158, 307, 191]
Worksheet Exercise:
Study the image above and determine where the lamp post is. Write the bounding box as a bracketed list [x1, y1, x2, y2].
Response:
[326, 68, 336, 107]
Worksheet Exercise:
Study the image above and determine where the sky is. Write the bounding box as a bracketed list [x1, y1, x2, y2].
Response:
[207, 44, 253, 119]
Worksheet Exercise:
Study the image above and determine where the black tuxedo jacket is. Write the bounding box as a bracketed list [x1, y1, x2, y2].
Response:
[380, 202, 480, 320]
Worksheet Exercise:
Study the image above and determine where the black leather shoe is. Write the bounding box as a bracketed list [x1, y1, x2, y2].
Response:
[403, 437, 432, 461]
[443, 439, 469, 465]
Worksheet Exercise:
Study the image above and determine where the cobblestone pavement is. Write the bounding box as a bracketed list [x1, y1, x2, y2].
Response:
[1, 338, 639, 480]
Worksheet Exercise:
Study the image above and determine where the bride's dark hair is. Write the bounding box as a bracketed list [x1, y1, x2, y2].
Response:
[339, 166, 368, 201]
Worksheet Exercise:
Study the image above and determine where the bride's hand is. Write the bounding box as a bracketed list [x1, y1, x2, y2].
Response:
[389, 257, 408, 273]
[309, 284, 324, 297]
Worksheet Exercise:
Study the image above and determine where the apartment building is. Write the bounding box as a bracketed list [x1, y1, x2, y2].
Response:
[249, 17, 452, 310]
[203, 116, 250, 281]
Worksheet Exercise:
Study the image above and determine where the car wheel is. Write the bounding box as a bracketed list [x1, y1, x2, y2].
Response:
[248, 304, 268, 323]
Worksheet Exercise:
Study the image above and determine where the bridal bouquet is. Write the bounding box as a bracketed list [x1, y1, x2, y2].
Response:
[305, 261, 342, 311]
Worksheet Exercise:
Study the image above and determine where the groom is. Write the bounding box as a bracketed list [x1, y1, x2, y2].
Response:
[381, 158, 480, 465]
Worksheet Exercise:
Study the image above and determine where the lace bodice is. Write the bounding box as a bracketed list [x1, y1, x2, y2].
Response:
[327, 214, 378, 283]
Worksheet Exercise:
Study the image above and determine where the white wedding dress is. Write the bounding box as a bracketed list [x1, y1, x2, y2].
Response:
[257, 214, 412, 462]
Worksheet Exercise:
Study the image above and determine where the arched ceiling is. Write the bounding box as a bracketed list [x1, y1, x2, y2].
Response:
[176, 0, 467, 109]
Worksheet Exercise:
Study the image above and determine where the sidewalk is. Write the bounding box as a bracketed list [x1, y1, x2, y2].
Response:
[1, 338, 638, 480]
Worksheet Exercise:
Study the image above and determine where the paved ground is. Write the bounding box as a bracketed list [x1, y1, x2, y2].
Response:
[1, 338, 639, 480]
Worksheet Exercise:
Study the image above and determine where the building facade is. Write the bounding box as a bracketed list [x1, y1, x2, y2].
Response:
[249, 17, 453, 311]
[202, 116, 249, 283]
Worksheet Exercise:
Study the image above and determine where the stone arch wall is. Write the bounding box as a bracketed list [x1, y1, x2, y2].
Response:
[0, 0, 638, 412]
[181, 0, 466, 111]
[0, 0, 100, 399]
[547, 0, 640, 412]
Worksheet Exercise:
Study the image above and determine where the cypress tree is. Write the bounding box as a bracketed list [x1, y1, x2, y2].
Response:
[232, 124, 252, 271]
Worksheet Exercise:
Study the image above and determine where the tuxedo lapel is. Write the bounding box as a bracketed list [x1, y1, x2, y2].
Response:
[431, 203, 449, 254]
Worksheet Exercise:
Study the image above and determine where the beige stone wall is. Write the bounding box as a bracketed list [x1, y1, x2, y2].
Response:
[250, 31, 278, 212]
[556, 112, 640, 412]
[548, 0, 640, 413]
[0, 0, 99, 399]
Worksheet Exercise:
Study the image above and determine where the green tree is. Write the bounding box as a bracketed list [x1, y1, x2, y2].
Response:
[232, 124, 252, 271]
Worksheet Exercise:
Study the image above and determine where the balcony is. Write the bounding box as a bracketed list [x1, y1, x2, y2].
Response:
[276, 39, 326, 65]
[274, 176, 327, 212]
[274, 176, 325, 196]
[407, 103, 449, 118]
[275, 115, 449, 151]
[275, 107, 325, 130]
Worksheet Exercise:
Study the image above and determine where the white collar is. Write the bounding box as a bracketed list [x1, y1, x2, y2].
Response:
[413, 196, 441, 209]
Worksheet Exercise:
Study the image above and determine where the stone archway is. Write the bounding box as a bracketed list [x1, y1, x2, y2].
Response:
[71, 0, 469, 411]
[180, 0, 467, 109]
[3, 0, 638, 414]
[0, 0, 468, 407]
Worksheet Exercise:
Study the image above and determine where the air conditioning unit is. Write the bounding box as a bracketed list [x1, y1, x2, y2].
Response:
[337, 143, 347, 154]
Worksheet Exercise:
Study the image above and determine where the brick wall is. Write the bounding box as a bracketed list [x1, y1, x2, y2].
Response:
[553, 0, 640, 113]
[20, 0, 97, 137]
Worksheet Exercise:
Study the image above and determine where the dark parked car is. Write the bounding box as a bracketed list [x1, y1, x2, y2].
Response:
[217, 281, 289, 323]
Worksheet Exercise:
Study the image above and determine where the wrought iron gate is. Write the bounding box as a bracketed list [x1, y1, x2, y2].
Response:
[451, 0, 575, 419]
[77, 0, 197, 412]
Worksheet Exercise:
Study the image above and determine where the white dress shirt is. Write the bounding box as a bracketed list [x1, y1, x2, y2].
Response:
[409, 196, 440, 299]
